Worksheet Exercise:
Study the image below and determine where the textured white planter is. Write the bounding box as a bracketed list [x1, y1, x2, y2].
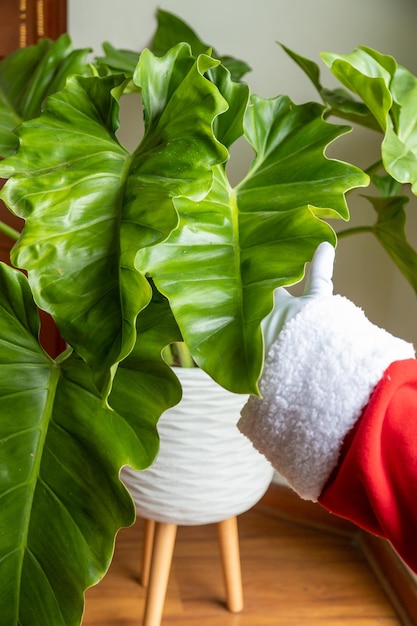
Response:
[122, 367, 274, 525]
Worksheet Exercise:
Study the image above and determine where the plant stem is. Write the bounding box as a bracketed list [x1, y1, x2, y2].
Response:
[175, 342, 195, 368]
[0, 221, 20, 242]
[337, 225, 374, 239]
[365, 159, 383, 176]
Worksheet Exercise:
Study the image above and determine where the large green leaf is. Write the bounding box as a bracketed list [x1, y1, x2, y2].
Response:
[94, 8, 252, 91]
[0, 261, 181, 626]
[321, 47, 394, 132]
[0, 35, 91, 157]
[94, 42, 140, 78]
[151, 8, 251, 81]
[383, 65, 417, 191]
[209, 63, 250, 149]
[0, 72, 140, 394]
[321, 47, 417, 190]
[241, 95, 364, 220]
[136, 95, 368, 394]
[0, 44, 228, 394]
[94, 43, 141, 94]
[280, 43, 380, 130]
[109, 281, 183, 427]
[287, 44, 417, 295]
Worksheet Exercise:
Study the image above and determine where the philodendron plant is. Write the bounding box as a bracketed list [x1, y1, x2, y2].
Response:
[0, 8, 417, 625]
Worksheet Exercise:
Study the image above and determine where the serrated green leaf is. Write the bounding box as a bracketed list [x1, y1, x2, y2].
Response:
[382, 66, 417, 190]
[151, 8, 251, 81]
[136, 95, 368, 394]
[279, 43, 379, 130]
[0, 44, 228, 394]
[321, 86, 380, 130]
[152, 9, 211, 57]
[0, 261, 179, 626]
[321, 46, 417, 191]
[280, 43, 322, 92]
[0, 35, 91, 157]
[321, 47, 394, 131]
[95, 10, 252, 94]
[95, 42, 140, 76]
[0, 72, 144, 394]
[94, 43, 141, 93]
[242, 95, 367, 220]
[109, 284, 183, 426]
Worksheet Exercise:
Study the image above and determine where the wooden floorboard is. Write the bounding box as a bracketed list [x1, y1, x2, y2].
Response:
[82, 487, 405, 626]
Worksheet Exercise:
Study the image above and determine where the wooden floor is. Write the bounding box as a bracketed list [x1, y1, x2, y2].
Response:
[82, 488, 405, 626]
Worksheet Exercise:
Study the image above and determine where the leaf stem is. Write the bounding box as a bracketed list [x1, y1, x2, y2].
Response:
[0, 220, 20, 242]
[365, 159, 383, 176]
[175, 342, 195, 368]
[337, 225, 374, 239]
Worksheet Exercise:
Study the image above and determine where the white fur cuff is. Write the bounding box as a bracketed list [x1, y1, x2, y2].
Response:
[238, 295, 415, 501]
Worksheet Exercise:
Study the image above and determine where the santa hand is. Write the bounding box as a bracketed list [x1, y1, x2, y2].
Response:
[239, 240, 413, 502]
[262, 241, 336, 352]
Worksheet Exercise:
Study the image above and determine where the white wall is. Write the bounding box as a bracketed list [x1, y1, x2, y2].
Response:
[69, 0, 417, 345]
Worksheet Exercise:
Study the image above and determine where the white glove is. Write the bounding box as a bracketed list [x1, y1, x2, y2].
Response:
[239, 243, 414, 502]
[262, 241, 335, 352]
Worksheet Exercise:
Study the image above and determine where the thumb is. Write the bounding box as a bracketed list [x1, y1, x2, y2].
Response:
[304, 241, 335, 297]
[262, 287, 294, 351]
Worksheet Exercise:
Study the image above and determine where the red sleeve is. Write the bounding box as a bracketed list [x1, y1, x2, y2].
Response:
[318, 359, 417, 573]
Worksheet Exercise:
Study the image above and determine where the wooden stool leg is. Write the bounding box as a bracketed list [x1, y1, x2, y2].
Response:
[142, 522, 177, 626]
[216, 516, 244, 613]
[141, 519, 155, 588]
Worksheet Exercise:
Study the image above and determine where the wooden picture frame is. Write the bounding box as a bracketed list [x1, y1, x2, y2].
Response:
[0, 0, 67, 59]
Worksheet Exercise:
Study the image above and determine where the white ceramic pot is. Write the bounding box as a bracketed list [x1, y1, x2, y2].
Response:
[121, 367, 274, 525]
